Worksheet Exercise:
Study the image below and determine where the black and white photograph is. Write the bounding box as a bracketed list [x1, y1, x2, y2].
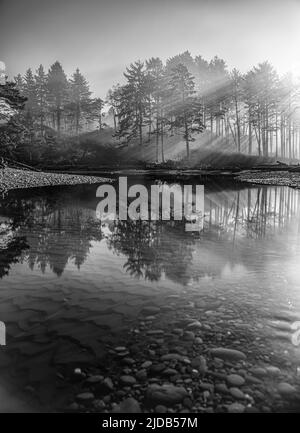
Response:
[1, 0, 300, 417]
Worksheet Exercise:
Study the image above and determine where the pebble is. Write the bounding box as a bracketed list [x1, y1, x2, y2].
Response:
[249, 367, 267, 377]
[147, 330, 164, 336]
[115, 346, 127, 352]
[229, 387, 245, 400]
[112, 397, 141, 413]
[93, 399, 106, 410]
[245, 406, 260, 413]
[191, 356, 207, 373]
[226, 374, 245, 387]
[186, 321, 202, 329]
[227, 403, 245, 413]
[277, 382, 297, 398]
[161, 354, 185, 362]
[136, 370, 147, 381]
[265, 366, 281, 376]
[215, 383, 228, 394]
[210, 348, 247, 361]
[120, 375, 137, 386]
[86, 375, 104, 384]
[183, 331, 195, 341]
[122, 357, 136, 366]
[199, 382, 214, 392]
[155, 405, 167, 413]
[245, 375, 262, 385]
[103, 377, 114, 391]
[67, 402, 79, 411]
[76, 392, 95, 402]
[142, 306, 161, 315]
[163, 368, 178, 376]
[146, 384, 188, 406]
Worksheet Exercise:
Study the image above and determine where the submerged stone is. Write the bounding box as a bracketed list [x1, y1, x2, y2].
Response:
[210, 348, 247, 361]
[146, 384, 188, 406]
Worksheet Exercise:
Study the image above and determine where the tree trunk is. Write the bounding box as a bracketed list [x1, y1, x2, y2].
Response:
[235, 97, 241, 152]
[248, 116, 252, 155]
[184, 115, 190, 160]
[156, 118, 159, 163]
[161, 120, 164, 163]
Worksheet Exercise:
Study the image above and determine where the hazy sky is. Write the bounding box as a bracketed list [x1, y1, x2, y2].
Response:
[1, 0, 300, 97]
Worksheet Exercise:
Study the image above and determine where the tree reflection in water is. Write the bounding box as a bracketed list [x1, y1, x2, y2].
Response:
[107, 219, 194, 283]
[0, 182, 299, 280]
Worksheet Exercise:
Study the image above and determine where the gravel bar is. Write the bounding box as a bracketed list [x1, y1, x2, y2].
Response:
[0, 167, 111, 193]
[235, 170, 300, 189]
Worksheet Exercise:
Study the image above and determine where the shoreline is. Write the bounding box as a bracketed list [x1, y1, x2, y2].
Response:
[235, 170, 300, 189]
[0, 167, 111, 194]
[2, 168, 300, 194]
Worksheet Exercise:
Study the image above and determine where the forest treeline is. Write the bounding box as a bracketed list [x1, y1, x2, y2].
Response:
[0, 61, 104, 165]
[0, 51, 300, 167]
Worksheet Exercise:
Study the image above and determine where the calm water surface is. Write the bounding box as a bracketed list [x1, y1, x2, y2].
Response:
[0, 176, 300, 411]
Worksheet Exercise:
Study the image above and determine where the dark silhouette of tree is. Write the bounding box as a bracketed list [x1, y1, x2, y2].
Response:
[6, 52, 300, 165]
[68, 68, 92, 136]
[46, 61, 68, 136]
[0, 80, 27, 158]
[35, 64, 48, 139]
[117, 61, 148, 146]
[167, 63, 204, 159]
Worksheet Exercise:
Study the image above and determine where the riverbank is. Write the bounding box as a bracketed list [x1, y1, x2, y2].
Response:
[0, 167, 111, 193]
[2, 166, 300, 196]
[235, 170, 300, 189]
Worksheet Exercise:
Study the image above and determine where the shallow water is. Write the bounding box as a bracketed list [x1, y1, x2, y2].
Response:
[0, 176, 300, 412]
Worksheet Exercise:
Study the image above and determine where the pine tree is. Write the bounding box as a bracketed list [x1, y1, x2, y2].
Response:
[118, 61, 148, 146]
[146, 57, 166, 162]
[68, 68, 91, 135]
[35, 65, 47, 138]
[46, 61, 68, 135]
[23, 68, 38, 130]
[245, 62, 278, 157]
[167, 63, 203, 159]
[86, 97, 105, 132]
[228, 69, 244, 152]
[14, 74, 24, 93]
[107, 85, 122, 132]
[206, 56, 229, 136]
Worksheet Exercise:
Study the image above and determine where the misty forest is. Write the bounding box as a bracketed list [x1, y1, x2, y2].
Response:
[1, 51, 300, 169]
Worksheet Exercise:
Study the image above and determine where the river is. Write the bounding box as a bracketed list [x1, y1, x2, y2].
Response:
[0, 175, 300, 412]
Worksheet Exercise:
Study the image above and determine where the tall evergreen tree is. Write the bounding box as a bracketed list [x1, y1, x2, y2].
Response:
[46, 61, 68, 135]
[68, 68, 91, 135]
[228, 69, 244, 152]
[87, 97, 105, 132]
[168, 64, 203, 159]
[23, 68, 38, 136]
[146, 57, 165, 160]
[245, 62, 278, 157]
[35, 65, 47, 138]
[107, 85, 122, 133]
[118, 61, 148, 146]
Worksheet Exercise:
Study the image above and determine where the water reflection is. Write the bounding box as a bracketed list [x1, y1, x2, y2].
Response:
[0, 182, 299, 281]
[0, 180, 300, 411]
